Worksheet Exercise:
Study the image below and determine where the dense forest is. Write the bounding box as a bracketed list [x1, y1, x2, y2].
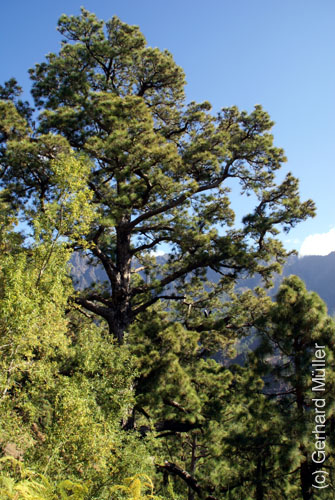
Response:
[0, 9, 334, 499]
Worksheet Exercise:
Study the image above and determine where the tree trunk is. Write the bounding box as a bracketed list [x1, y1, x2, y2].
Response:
[300, 457, 313, 500]
[110, 218, 132, 344]
[188, 435, 197, 500]
[255, 454, 264, 500]
[294, 347, 313, 500]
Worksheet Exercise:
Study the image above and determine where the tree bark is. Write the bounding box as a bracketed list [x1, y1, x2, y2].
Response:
[255, 454, 264, 500]
[109, 218, 132, 344]
[188, 434, 197, 500]
[294, 345, 314, 500]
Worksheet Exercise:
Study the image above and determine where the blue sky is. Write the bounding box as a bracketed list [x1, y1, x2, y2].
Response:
[1, 0, 334, 255]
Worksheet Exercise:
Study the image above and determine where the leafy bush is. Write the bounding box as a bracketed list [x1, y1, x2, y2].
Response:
[0, 459, 161, 500]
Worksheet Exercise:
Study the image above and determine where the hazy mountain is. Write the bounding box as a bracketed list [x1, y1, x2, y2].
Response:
[70, 251, 335, 314]
[236, 252, 335, 314]
[70, 252, 110, 290]
[281, 252, 335, 313]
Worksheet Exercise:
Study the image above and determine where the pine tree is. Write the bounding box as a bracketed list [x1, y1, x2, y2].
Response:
[252, 276, 335, 499]
[126, 293, 277, 499]
[0, 10, 323, 499]
[0, 8, 314, 344]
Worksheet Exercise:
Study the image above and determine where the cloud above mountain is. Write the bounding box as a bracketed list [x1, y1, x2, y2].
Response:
[300, 227, 335, 256]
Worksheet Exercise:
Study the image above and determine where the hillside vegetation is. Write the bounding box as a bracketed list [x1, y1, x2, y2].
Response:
[0, 9, 334, 499]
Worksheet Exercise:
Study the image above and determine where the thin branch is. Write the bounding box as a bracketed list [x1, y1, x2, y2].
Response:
[155, 462, 206, 498]
[130, 236, 171, 255]
[132, 294, 186, 316]
[163, 399, 189, 414]
[131, 266, 147, 274]
[128, 166, 233, 230]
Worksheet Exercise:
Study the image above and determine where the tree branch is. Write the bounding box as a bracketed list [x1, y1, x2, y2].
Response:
[132, 294, 186, 316]
[128, 168, 232, 230]
[73, 296, 112, 321]
[130, 236, 171, 255]
[155, 462, 203, 497]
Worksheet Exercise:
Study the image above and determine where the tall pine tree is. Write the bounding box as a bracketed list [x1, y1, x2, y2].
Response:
[0, 9, 314, 344]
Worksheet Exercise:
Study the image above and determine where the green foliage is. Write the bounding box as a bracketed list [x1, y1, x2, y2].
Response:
[110, 474, 161, 499]
[0, 219, 154, 496]
[0, 8, 315, 343]
[0, 457, 89, 499]
[246, 276, 335, 499]
[0, 8, 327, 500]
[0, 459, 161, 500]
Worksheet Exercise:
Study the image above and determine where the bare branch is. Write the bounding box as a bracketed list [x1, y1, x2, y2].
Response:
[155, 462, 204, 497]
[131, 266, 147, 274]
[163, 399, 189, 414]
[130, 236, 171, 255]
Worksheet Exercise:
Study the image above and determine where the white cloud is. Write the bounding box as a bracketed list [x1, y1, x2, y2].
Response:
[300, 228, 335, 256]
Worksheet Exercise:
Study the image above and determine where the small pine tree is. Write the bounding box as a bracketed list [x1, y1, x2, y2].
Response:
[252, 276, 335, 499]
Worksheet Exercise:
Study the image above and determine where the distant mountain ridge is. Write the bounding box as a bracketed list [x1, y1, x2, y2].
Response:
[272, 251, 335, 313]
[70, 251, 335, 314]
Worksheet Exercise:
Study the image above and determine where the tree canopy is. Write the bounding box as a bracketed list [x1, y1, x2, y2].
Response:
[0, 8, 315, 343]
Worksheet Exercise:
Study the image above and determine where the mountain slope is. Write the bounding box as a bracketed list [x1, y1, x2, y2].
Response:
[70, 252, 335, 314]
